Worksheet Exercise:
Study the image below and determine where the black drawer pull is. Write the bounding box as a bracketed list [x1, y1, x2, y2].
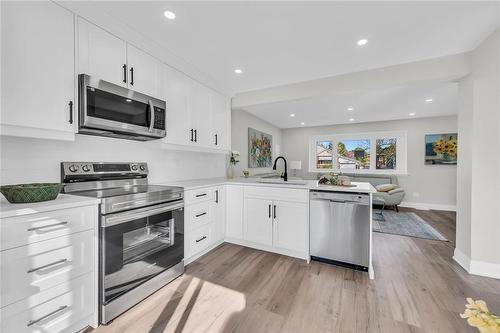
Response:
[273, 205, 277, 219]
[215, 134, 218, 145]
[195, 193, 207, 198]
[122, 64, 127, 83]
[27, 305, 68, 327]
[268, 204, 271, 218]
[195, 212, 207, 218]
[196, 236, 207, 243]
[130, 67, 134, 85]
[68, 101, 73, 124]
[27, 259, 68, 273]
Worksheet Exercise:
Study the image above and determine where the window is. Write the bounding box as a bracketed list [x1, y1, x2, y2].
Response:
[376, 138, 397, 170]
[338, 139, 370, 170]
[316, 140, 333, 169]
[309, 131, 406, 174]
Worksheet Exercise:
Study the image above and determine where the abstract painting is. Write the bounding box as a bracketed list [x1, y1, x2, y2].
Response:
[425, 133, 458, 165]
[248, 128, 273, 168]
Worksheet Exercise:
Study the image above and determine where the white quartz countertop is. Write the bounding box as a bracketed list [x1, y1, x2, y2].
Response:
[0, 194, 100, 219]
[158, 177, 376, 194]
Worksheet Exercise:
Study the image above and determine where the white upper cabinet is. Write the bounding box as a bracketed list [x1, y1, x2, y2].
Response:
[126, 44, 163, 98]
[190, 80, 213, 147]
[1, 1, 76, 140]
[78, 17, 127, 87]
[78, 19, 163, 99]
[163, 65, 192, 145]
[211, 92, 231, 150]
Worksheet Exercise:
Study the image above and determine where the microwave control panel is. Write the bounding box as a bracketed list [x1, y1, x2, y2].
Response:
[153, 107, 165, 130]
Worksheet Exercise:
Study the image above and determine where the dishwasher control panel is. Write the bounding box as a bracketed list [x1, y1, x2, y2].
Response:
[310, 191, 370, 205]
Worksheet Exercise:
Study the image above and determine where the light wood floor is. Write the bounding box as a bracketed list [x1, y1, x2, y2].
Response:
[93, 208, 500, 333]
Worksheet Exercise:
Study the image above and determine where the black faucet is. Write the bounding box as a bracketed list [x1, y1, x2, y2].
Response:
[272, 156, 288, 181]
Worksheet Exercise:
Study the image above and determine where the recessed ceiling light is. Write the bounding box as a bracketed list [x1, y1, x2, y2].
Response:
[163, 11, 176, 20]
[357, 39, 368, 46]
[425, 98, 433, 103]
[347, 107, 354, 111]
[349, 118, 355, 122]
[409, 112, 416, 116]
[290, 113, 295, 117]
[125, 99, 132, 102]
[300, 122, 305, 126]
[234, 68, 243, 74]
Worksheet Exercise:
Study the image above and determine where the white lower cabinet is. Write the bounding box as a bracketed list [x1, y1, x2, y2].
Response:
[0, 204, 98, 332]
[240, 186, 309, 259]
[244, 198, 273, 246]
[184, 186, 225, 263]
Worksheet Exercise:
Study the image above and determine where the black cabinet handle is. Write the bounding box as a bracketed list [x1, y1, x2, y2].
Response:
[130, 67, 134, 85]
[195, 212, 207, 218]
[215, 190, 219, 203]
[122, 64, 127, 83]
[215, 134, 218, 145]
[196, 236, 207, 243]
[273, 205, 277, 219]
[190, 129, 194, 142]
[195, 193, 207, 198]
[68, 101, 73, 124]
[194, 129, 197, 142]
[268, 204, 271, 218]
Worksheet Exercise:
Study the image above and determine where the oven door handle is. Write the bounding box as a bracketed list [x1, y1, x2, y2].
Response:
[102, 201, 183, 227]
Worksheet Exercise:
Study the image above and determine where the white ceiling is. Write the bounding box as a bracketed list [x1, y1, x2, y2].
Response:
[70, 1, 500, 94]
[243, 81, 458, 128]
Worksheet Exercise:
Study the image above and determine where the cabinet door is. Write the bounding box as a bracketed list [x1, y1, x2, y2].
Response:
[190, 80, 212, 147]
[1, 1, 75, 137]
[244, 198, 273, 246]
[163, 65, 192, 145]
[211, 91, 231, 150]
[273, 201, 308, 254]
[78, 17, 127, 87]
[226, 185, 244, 240]
[211, 186, 226, 243]
[126, 44, 162, 98]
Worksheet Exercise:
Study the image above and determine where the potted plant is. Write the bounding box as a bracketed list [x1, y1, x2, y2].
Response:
[228, 151, 240, 179]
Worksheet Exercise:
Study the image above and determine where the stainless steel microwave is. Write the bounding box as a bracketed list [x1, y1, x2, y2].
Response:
[78, 74, 166, 141]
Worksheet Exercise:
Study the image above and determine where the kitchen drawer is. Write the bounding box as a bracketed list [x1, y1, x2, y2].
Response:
[1, 273, 93, 333]
[1, 205, 97, 251]
[187, 223, 213, 259]
[1, 230, 94, 308]
[186, 201, 212, 230]
[185, 187, 215, 205]
[244, 186, 309, 203]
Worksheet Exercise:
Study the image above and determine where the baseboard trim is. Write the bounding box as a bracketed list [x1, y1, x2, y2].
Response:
[453, 248, 500, 279]
[225, 237, 308, 261]
[400, 201, 456, 212]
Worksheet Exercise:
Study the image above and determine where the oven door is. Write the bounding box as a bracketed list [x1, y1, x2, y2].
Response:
[100, 200, 184, 306]
[78, 74, 166, 139]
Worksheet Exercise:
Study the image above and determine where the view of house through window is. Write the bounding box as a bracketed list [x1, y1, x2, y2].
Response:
[376, 138, 397, 169]
[316, 140, 333, 169]
[309, 131, 406, 173]
[338, 140, 370, 169]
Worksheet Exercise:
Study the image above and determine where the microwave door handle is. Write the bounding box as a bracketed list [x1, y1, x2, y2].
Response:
[148, 100, 155, 132]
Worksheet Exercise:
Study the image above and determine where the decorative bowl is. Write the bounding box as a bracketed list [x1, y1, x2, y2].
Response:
[0, 183, 62, 204]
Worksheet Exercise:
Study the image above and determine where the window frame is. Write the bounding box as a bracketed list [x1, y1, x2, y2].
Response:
[308, 130, 407, 174]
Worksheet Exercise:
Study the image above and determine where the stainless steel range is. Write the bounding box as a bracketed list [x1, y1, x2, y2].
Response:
[61, 162, 184, 324]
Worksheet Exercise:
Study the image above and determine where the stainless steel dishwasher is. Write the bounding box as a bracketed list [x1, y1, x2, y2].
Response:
[310, 190, 370, 272]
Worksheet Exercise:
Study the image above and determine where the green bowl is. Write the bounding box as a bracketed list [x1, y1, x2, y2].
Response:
[0, 183, 62, 204]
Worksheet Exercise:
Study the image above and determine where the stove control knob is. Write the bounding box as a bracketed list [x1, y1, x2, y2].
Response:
[139, 165, 146, 171]
[131, 165, 138, 171]
[68, 164, 79, 173]
[82, 165, 91, 172]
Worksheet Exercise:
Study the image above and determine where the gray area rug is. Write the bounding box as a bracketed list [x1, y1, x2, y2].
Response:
[373, 210, 447, 241]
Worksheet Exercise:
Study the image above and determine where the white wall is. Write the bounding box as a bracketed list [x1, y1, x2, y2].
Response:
[455, 27, 500, 278]
[281, 116, 458, 209]
[231, 109, 282, 177]
[0, 135, 226, 185]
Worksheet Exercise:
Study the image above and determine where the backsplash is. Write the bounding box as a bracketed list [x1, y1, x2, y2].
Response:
[0, 135, 227, 185]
